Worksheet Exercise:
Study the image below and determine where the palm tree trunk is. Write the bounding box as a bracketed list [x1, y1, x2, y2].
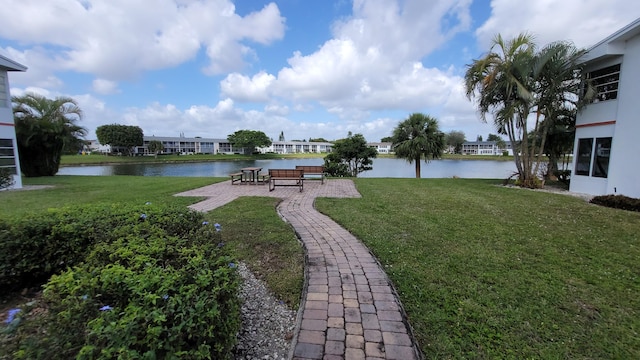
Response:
[415, 158, 421, 178]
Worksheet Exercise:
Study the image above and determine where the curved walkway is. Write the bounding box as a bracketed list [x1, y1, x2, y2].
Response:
[176, 179, 421, 360]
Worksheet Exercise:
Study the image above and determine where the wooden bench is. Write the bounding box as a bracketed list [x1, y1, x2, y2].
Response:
[268, 169, 304, 192]
[295, 165, 325, 184]
[230, 172, 243, 184]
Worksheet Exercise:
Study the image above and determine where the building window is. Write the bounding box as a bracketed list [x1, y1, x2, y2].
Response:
[0, 73, 7, 108]
[592, 137, 612, 178]
[587, 64, 620, 102]
[575, 138, 593, 176]
[0, 138, 17, 174]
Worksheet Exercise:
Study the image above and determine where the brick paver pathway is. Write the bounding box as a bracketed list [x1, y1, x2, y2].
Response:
[176, 179, 421, 360]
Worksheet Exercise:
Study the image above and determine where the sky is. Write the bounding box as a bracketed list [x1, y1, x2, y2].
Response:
[1, 0, 639, 143]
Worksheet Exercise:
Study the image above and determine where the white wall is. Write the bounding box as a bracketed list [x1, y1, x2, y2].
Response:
[571, 123, 614, 196]
[607, 35, 640, 198]
[0, 69, 22, 189]
[571, 33, 640, 198]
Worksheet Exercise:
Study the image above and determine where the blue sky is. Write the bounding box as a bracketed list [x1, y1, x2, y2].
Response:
[1, 0, 638, 142]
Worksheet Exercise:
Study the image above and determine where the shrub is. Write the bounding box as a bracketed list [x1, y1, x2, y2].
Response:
[590, 194, 640, 212]
[2, 205, 239, 359]
[0, 203, 204, 289]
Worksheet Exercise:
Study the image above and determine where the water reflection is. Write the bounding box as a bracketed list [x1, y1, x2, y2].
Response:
[58, 158, 517, 179]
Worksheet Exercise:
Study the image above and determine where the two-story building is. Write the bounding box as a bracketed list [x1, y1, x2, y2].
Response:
[461, 141, 506, 155]
[0, 55, 27, 190]
[257, 140, 333, 154]
[88, 136, 334, 155]
[368, 142, 393, 154]
[570, 18, 640, 198]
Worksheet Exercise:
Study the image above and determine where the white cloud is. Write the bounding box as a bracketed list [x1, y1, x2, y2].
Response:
[220, 71, 275, 102]
[244, 0, 473, 117]
[0, 47, 64, 89]
[476, 0, 640, 49]
[0, 0, 285, 80]
[92, 79, 120, 95]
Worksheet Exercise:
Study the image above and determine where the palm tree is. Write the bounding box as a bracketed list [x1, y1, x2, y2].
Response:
[464, 33, 537, 186]
[531, 40, 593, 179]
[12, 93, 86, 177]
[392, 113, 445, 178]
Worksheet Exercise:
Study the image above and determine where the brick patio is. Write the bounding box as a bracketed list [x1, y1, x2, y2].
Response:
[176, 179, 421, 359]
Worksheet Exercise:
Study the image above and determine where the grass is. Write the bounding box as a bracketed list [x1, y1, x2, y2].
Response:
[0, 176, 304, 309]
[60, 152, 326, 165]
[0, 176, 216, 218]
[205, 197, 304, 308]
[315, 178, 640, 359]
[3, 176, 637, 358]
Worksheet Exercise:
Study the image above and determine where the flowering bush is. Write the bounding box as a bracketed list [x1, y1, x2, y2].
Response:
[1, 204, 239, 359]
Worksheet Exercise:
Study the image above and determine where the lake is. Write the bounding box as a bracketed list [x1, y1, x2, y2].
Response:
[58, 158, 517, 179]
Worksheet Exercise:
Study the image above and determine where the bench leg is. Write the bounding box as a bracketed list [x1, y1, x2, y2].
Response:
[269, 178, 275, 191]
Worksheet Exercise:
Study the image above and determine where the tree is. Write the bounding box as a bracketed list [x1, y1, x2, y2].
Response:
[147, 140, 164, 158]
[323, 133, 377, 177]
[12, 92, 86, 177]
[380, 136, 394, 143]
[391, 113, 445, 178]
[96, 124, 143, 156]
[487, 133, 507, 150]
[530, 108, 576, 180]
[278, 131, 285, 141]
[308, 137, 329, 143]
[227, 130, 272, 154]
[445, 130, 466, 154]
[464, 33, 591, 188]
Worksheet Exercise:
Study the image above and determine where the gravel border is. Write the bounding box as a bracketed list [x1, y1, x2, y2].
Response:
[233, 262, 297, 360]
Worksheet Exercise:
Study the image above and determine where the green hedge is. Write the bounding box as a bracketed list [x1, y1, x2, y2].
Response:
[1, 204, 240, 359]
[0, 203, 203, 288]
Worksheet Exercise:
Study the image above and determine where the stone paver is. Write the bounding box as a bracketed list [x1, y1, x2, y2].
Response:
[175, 179, 421, 359]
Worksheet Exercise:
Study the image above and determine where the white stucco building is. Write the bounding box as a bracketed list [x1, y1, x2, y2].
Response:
[0, 55, 27, 190]
[368, 142, 393, 154]
[570, 18, 640, 198]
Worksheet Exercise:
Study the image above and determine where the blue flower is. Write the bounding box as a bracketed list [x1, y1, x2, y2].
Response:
[228, 262, 236, 269]
[81, 294, 88, 301]
[214, 223, 222, 232]
[139, 213, 147, 221]
[217, 242, 225, 248]
[202, 221, 209, 225]
[99, 305, 113, 311]
[5, 308, 20, 324]
[162, 294, 169, 300]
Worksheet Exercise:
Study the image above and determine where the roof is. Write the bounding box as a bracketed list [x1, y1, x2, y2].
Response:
[0, 54, 27, 72]
[580, 17, 640, 63]
[144, 136, 227, 142]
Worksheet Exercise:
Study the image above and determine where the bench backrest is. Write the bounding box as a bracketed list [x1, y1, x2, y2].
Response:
[295, 165, 324, 174]
[269, 169, 304, 178]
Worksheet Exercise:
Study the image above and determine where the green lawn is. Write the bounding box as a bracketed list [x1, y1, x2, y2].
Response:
[2, 176, 637, 358]
[0, 176, 304, 309]
[60, 152, 326, 165]
[316, 179, 640, 359]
